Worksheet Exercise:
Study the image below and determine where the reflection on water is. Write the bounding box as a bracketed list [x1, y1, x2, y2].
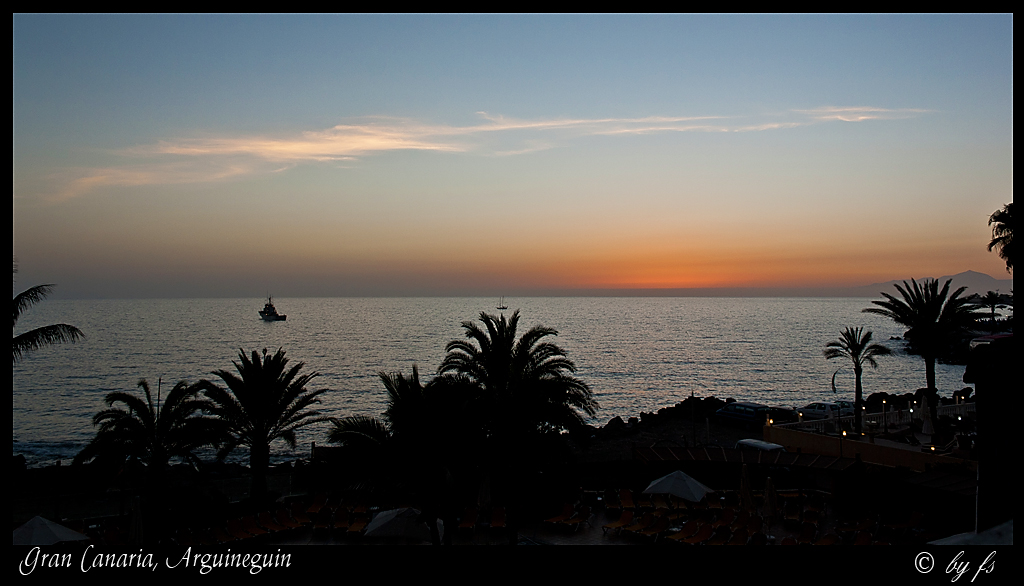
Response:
[13, 297, 967, 466]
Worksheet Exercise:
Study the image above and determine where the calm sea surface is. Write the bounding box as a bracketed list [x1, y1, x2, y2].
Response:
[13, 297, 969, 467]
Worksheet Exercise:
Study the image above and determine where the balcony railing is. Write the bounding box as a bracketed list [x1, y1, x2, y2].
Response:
[772, 402, 975, 433]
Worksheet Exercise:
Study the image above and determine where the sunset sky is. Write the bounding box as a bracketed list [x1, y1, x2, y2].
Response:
[13, 15, 1012, 298]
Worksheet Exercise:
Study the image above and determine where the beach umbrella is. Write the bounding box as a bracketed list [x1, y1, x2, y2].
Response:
[643, 470, 713, 503]
[920, 394, 935, 436]
[13, 516, 89, 545]
[364, 508, 436, 542]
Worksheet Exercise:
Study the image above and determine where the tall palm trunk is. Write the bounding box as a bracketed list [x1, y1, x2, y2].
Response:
[249, 441, 270, 500]
[925, 356, 937, 391]
[853, 365, 863, 434]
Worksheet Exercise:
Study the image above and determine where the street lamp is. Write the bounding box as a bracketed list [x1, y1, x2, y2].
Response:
[883, 399, 888, 434]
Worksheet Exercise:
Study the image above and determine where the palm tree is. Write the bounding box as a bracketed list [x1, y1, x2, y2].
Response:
[328, 367, 482, 545]
[74, 378, 226, 471]
[439, 310, 597, 438]
[863, 278, 981, 391]
[13, 281, 83, 365]
[988, 202, 1015, 274]
[979, 290, 1005, 332]
[439, 310, 596, 544]
[199, 348, 329, 500]
[823, 327, 891, 434]
[74, 378, 226, 545]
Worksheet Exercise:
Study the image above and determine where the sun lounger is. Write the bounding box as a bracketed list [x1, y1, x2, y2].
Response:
[707, 525, 732, 545]
[636, 494, 653, 509]
[347, 514, 370, 534]
[563, 506, 592, 531]
[706, 491, 724, 509]
[275, 508, 304, 529]
[814, 533, 840, 545]
[796, 521, 817, 544]
[666, 520, 700, 542]
[747, 531, 768, 545]
[240, 515, 268, 537]
[602, 510, 634, 534]
[306, 492, 328, 514]
[311, 510, 333, 531]
[490, 506, 506, 530]
[258, 511, 288, 533]
[712, 508, 735, 528]
[746, 514, 764, 534]
[852, 531, 873, 545]
[603, 489, 620, 510]
[543, 503, 575, 524]
[621, 512, 656, 534]
[730, 509, 750, 532]
[333, 508, 351, 530]
[289, 502, 312, 525]
[458, 507, 479, 531]
[638, 516, 670, 540]
[682, 523, 713, 544]
[211, 525, 238, 543]
[226, 518, 254, 540]
[618, 489, 635, 509]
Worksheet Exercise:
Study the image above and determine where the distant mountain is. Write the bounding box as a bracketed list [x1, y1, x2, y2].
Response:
[848, 270, 1013, 299]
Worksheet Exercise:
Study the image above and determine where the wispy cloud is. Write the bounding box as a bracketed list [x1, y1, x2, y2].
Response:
[47, 161, 259, 201]
[794, 106, 931, 122]
[42, 107, 929, 199]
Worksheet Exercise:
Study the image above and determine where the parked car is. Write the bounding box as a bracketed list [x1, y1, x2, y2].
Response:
[799, 401, 852, 420]
[715, 402, 771, 428]
[767, 406, 799, 424]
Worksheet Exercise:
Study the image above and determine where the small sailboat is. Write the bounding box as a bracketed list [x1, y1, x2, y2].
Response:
[496, 296, 508, 310]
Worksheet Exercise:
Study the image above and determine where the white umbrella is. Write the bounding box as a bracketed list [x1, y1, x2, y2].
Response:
[364, 508, 437, 542]
[643, 470, 713, 503]
[13, 516, 89, 545]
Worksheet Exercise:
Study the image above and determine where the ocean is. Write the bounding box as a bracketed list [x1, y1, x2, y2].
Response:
[13, 297, 970, 467]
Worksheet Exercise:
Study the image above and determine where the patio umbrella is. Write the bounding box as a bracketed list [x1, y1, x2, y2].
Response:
[363, 508, 437, 542]
[643, 470, 713, 503]
[13, 516, 89, 545]
[920, 394, 935, 436]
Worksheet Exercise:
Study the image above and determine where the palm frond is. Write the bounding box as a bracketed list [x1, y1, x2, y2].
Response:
[12, 284, 55, 328]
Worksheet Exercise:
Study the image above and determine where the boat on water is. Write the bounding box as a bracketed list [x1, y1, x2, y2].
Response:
[259, 296, 287, 321]
[497, 296, 508, 310]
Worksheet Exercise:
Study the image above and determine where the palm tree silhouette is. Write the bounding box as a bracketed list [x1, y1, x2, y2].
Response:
[200, 348, 329, 500]
[987, 202, 1015, 273]
[328, 367, 482, 544]
[12, 277, 83, 365]
[439, 310, 596, 543]
[439, 310, 597, 437]
[863, 279, 980, 391]
[75, 378, 226, 471]
[823, 327, 891, 434]
[979, 291, 1005, 332]
[74, 378, 226, 545]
